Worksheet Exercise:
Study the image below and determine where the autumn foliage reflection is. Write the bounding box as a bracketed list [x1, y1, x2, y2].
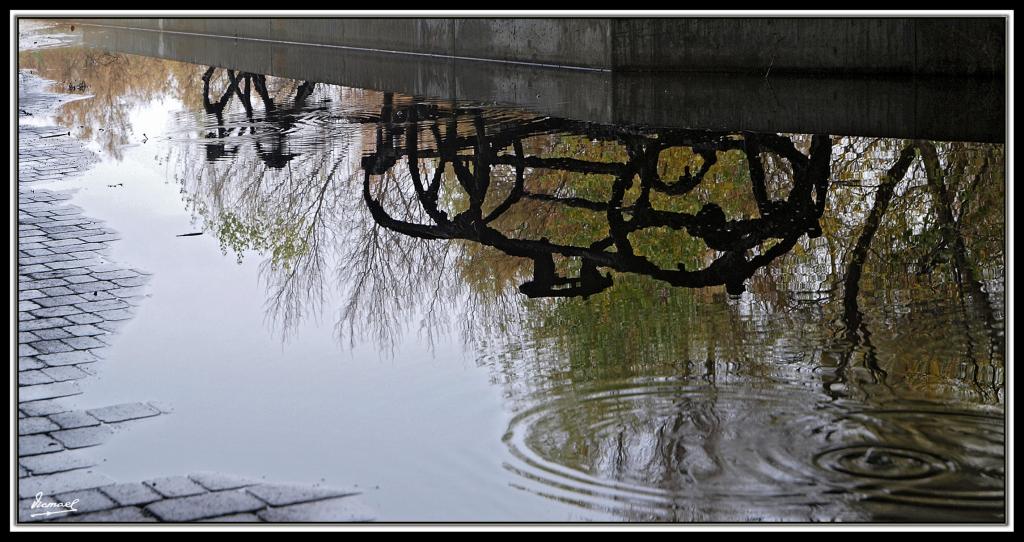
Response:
[146, 65, 1004, 405]
[362, 97, 831, 299]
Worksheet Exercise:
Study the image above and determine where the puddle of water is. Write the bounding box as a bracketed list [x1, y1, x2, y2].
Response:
[17, 28, 1006, 522]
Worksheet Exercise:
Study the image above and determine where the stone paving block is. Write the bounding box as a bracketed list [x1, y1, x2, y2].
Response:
[49, 410, 101, 429]
[109, 286, 147, 298]
[77, 363, 98, 376]
[188, 472, 257, 492]
[62, 506, 155, 522]
[245, 483, 360, 507]
[46, 231, 90, 241]
[42, 284, 80, 295]
[39, 225, 84, 235]
[20, 380, 82, 402]
[143, 476, 207, 498]
[23, 272, 76, 284]
[29, 339, 75, 354]
[86, 262, 126, 273]
[20, 255, 73, 267]
[31, 267, 91, 279]
[46, 205, 83, 214]
[32, 327, 74, 340]
[44, 238, 87, 247]
[113, 276, 149, 287]
[64, 323, 105, 336]
[94, 269, 137, 280]
[61, 336, 106, 350]
[19, 331, 40, 343]
[68, 281, 117, 293]
[80, 233, 122, 244]
[55, 212, 90, 223]
[19, 356, 45, 371]
[19, 416, 60, 435]
[88, 402, 161, 423]
[64, 274, 98, 284]
[46, 258, 105, 270]
[19, 289, 46, 300]
[21, 252, 55, 261]
[75, 299, 130, 312]
[100, 482, 164, 506]
[20, 398, 72, 416]
[145, 490, 266, 522]
[97, 320, 127, 333]
[19, 300, 41, 311]
[21, 278, 73, 290]
[20, 343, 41, 357]
[53, 243, 107, 255]
[20, 281, 55, 293]
[20, 434, 64, 456]
[201, 513, 261, 522]
[30, 305, 83, 317]
[39, 350, 99, 366]
[22, 275, 71, 287]
[50, 424, 114, 449]
[54, 488, 117, 514]
[19, 370, 54, 386]
[95, 308, 135, 321]
[20, 448, 98, 475]
[66, 252, 104, 263]
[19, 316, 73, 331]
[41, 365, 91, 382]
[18, 468, 115, 499]
[256, 496, 375, 522]
[66, 312, 104, 325]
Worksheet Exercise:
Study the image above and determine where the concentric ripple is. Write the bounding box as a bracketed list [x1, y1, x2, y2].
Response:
[814, 445, 950, 480]
[503, 377, 1004, 521]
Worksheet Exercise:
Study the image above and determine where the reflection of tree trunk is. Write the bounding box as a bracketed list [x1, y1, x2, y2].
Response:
[251, 74, 275, 113]
[294, 81, 315, 108]
[744, 137, 772, 216]
[916, 141, 994, 311]
[829, 144, 917, 399]
[916, 141, 1002, 399]
[843, 144, 917, 315]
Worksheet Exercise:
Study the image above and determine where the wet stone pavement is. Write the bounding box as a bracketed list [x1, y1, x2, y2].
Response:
[17, 71, 375, 523]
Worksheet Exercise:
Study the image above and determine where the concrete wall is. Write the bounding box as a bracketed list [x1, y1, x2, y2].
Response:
[64, 17, 1004, 75]
[66, 18, 612, 69]
[612, 18, 1005, 75]
[70, 24, 1004, 142]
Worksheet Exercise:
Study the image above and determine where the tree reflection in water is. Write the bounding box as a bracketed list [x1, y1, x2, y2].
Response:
[58, 59, 1001, 521]
[361, 100, 831, 299]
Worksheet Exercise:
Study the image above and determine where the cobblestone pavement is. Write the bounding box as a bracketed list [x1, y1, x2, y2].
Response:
[17, 64, 374, 523]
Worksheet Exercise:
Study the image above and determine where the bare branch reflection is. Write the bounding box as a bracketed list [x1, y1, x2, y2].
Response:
[165, 67, 1003, 409]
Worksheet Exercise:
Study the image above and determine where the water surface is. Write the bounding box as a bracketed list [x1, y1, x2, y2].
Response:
[17, 24, 1006, 522]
